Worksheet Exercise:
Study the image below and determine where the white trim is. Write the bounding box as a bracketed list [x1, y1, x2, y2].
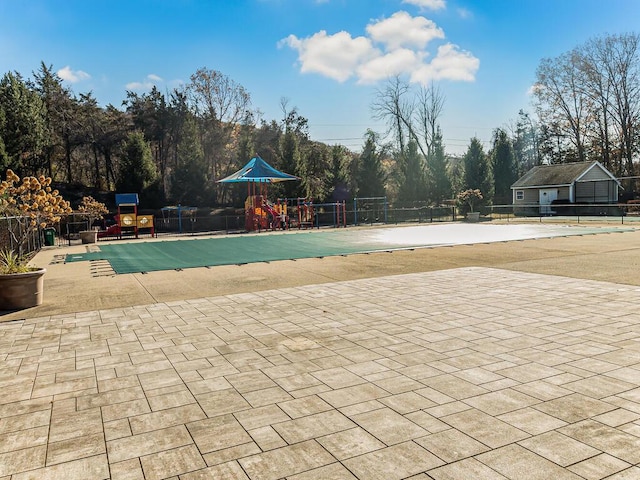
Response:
[575, 161, 621, 185]
[511, 183, 572, 190]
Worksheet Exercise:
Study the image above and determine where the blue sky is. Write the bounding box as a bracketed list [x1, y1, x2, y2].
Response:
[1, 0, 639, 155]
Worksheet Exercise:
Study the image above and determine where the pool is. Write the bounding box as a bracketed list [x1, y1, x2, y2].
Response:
[65, 223, 634, 274]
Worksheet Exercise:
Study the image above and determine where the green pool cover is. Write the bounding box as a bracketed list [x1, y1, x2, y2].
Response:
[64, 224, 634, 274]
[65, 229, 397, 274]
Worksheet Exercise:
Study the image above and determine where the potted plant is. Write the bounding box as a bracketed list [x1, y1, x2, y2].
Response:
[77, 196, 109, 244]
[0, 169, 72, 309]
[457, 189, 483, 222]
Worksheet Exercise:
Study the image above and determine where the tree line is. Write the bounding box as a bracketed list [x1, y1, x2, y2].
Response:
[0, 64, 363, 208]
[1, 32, 638, 210]
[373, 32, 640, 206]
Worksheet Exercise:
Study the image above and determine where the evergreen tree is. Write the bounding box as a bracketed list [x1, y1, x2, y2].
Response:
[491, 128, 517, 205]
[278, 104, 307, 199]
[463, 137, 493, 201]
[449, 158, 465, 197]
[279, 127, 301, 199]
[117, 131, 157, 194]
[32, 62, 74, 179]
[229, 121, 255, 205]
[0, 107, 8, 171]
[427, 128, 451, 204]
[357, 130, 386, 198]
[300, 142, 330, 201]
[396, 140, 426, 204]
[170, 116, 207, 205]
[326, 144, 351, 201]
[0, 71, 46, 175]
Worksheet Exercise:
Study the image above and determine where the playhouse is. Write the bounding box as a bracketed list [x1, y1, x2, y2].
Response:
[97, 193, 155, 239]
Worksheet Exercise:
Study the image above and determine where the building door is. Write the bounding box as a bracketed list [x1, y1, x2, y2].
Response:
[539, 189, 557, 214]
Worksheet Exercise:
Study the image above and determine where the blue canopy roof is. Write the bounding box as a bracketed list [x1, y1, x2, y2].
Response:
[217, 156, 299, 183]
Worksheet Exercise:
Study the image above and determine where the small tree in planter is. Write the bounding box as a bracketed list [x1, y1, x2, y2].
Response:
[77, 196, 109, 229]
[76, 196, 109, 243]
[456, 189, 483, 219]
[0, 169, 72, 309]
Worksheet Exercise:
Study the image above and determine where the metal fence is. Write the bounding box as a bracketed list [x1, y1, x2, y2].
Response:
[149, 202, 638, 236]
[0, 216, 44, 256]
[0, 213, 91, 256]
[487, 203, 632, 224]
[151, 203, 458, 235]
[3, 203, 634, 255]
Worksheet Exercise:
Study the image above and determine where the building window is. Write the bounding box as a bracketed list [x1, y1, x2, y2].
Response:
[516, 190, 524, 201]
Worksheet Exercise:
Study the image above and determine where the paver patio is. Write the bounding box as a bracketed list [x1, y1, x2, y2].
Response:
[1, 266, 640, 479]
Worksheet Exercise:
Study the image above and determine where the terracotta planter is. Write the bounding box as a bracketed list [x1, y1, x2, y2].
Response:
[0, 268, 46, 310]
[466, 212, 480, 222]
[80, 230, 98, 244]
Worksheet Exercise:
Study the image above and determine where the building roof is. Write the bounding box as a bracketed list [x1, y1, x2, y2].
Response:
[511, 161, 612, 189]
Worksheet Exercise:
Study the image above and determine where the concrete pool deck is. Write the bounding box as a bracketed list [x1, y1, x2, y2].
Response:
[1, 222, 640, 479]
[3, 222, 639, 321]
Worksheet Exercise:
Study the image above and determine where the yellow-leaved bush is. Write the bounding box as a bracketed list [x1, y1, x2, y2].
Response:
[0, 169, 72, 271]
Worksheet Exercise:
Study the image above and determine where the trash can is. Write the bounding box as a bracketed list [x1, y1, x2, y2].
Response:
[43, 228, 56, 246]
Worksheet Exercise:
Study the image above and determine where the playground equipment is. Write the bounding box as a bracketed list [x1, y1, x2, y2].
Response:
[353, 196, 388, 225]
[97, 193, 155, 239]
[296, 198, 315, 229]
[161, 205, 198, 234]
[217, 156, 300, 233]
[278, 198, 346, 229]
[245, 196, 288, 231]
[312, 201, 347, 228]
[217, 156, 348, 232]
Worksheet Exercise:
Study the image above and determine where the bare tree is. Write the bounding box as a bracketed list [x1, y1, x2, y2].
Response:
[187, 68, 253, 201]
[372, 77, 445, 160]
[596, 34, 640, 176]
[534, 51, 590, 163]
[533, 32, 640, 178]
[371, 76, 412, 156]
[417, 82, 445, 159]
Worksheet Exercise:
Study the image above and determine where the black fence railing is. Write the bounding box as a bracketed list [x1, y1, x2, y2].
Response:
[486, 203, 638, 224]
[118, 202, 640, 237]
[150, 204, 458, 235]
[0, 216, 46, 257]
[59, 213, 91, 242]
[3, 203, 635, 255]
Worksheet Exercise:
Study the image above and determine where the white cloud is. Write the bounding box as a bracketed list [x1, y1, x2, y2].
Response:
[402, 0, 446, 10]
[57, 65, 90, 83]
[366, 11, 444, 50]
[279, 30, 377, 82]
[410, 43, 479, 83]
[357, 48, 425, 83]
[125, 74, 163, 91]
[280, 10, 479, 85]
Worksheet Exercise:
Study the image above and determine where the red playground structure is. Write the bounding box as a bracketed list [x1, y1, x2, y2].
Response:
[217, 156, 300, 233]
[245, 195, 288, 231]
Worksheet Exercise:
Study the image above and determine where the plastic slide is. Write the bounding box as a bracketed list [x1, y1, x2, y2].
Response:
[262, 201, 286, 229]
[97, 223, 121, 238]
